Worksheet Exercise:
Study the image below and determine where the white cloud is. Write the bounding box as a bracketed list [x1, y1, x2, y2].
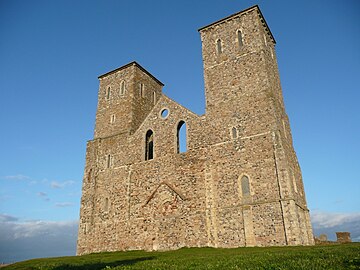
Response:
[50, 180, 75, 189]
[0, 217, 78, 263]
[2, 174, 30, 181]
[311, 211, 360, 228]
[55, 202, 74, 207]
[311, 210, 360, 241]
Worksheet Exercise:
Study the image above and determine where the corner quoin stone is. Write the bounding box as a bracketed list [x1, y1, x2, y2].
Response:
[77, 5, 314, 255]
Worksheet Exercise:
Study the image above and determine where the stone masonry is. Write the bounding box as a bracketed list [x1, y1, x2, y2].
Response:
[77, 5, 314, 255]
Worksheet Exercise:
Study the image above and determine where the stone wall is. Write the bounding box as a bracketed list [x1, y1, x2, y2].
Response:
[77, 5, 314, 255]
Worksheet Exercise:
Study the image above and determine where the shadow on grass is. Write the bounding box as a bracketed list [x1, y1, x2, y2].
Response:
[51, 256, 155, 270]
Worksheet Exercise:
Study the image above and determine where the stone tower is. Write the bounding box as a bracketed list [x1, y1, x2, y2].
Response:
[198, 5, 314, 246]
[94, 62, 164, 138]
[77, 5, 314, 255]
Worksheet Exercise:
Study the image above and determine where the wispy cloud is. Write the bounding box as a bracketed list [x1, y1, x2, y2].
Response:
[37, 192, 47, 197]
[311, 210, 360, 241]
[37, 192, 50, 202]
[55, 202, 74, 208]
[0, 214, 19, 222]
[50, 180, 75, 189]
[2, 174, 30, 181]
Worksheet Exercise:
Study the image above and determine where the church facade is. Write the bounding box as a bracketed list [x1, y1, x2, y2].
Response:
[77, 5, 314, 255]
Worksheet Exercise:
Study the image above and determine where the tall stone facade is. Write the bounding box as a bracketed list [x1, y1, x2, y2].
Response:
[77, 5, 314, 255]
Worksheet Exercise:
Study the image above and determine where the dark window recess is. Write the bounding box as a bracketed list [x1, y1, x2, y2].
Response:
[241, 175, 250, 195]
[238, 30, 243, 48]
[106, 87, 111, 99]
[120, 81, 125, 95]
[232, 127, 237, 139]
[145, 130, 154, 160]
[217, 39, 222, 54]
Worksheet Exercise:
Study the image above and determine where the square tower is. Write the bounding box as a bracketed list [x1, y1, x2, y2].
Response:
[199, 5, 314, 246]
[94, 62, 163, 138]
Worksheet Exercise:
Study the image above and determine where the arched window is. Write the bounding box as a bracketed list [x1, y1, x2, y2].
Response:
[232, 127, 237, 139]
[241, 175, 250, 196]
[106, 86, 111, 100]
[139, 83, 145, 98]
[145, 130, 154, 160]
[216, 39, 222, 54]
[177, 121, 187, 153]
[120, 81, 125, 95]
[237, 30, 243, 48]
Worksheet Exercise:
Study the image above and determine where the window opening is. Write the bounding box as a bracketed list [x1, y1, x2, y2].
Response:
[107, 154, 111, 168]
[120, 81, 125, 95]
[153, 91, 156, 105]
[241, 175, 250, 196]
[110, 114, 115, 124]
[104, 198, 109, 212]
[140, 83, 145, 98]
[145, 130, 154, 160]
[87, 169, 92, 183]
[161, 109, 169, 119]
[106, 86, 111, 100]
[237, 30, 243, 48]
[232, 127, 237, 139]
[216, 39, 222, 54]
[177, 121, 187, 153]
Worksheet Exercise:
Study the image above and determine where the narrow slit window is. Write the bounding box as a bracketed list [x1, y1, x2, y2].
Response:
[216, 39, 222, 54]
[120, 81, 125, 95]
[87, 169, 92, 183]
[241, 175, 250, 196]
[177, 121, 187, 153]
[237, 30, 243, 48]
[153, 91, 156, 105]
[110, 114, 115, 124]
[106, 86, 111, 100]
[104, 198, 109, 212]
[232, 127, 237, 139]
[145, 130, 154, 160]
[140, 83, 145, 98]
[107, 154, 111, 168]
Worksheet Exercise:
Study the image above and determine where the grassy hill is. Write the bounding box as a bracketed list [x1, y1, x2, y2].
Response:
[3, 243, 360, 270]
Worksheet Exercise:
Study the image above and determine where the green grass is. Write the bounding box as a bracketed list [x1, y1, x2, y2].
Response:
[3, 243, 360, 270]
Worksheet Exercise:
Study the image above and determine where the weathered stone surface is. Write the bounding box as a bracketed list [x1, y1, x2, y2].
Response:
[77, 5, 314, 255]
[336, 232, 351, 243]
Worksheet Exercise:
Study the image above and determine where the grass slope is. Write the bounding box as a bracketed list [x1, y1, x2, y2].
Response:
[3, 243, 360, 270]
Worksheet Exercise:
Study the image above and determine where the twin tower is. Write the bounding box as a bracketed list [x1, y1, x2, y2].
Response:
[77, 5, 314, 255]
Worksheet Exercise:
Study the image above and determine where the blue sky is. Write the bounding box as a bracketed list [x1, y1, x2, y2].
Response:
[1, 0, 359, 263]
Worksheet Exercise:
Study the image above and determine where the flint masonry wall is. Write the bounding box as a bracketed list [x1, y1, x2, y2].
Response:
[77, 5, 314, 255]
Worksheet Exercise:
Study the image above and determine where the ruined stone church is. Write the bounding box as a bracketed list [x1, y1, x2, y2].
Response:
[77, 5, 314, 255]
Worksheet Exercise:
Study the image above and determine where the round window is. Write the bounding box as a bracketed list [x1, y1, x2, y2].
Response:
[160, 109, 169, 119]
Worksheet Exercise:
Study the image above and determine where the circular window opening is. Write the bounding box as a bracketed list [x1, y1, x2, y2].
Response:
[160, 109, 169, 119]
